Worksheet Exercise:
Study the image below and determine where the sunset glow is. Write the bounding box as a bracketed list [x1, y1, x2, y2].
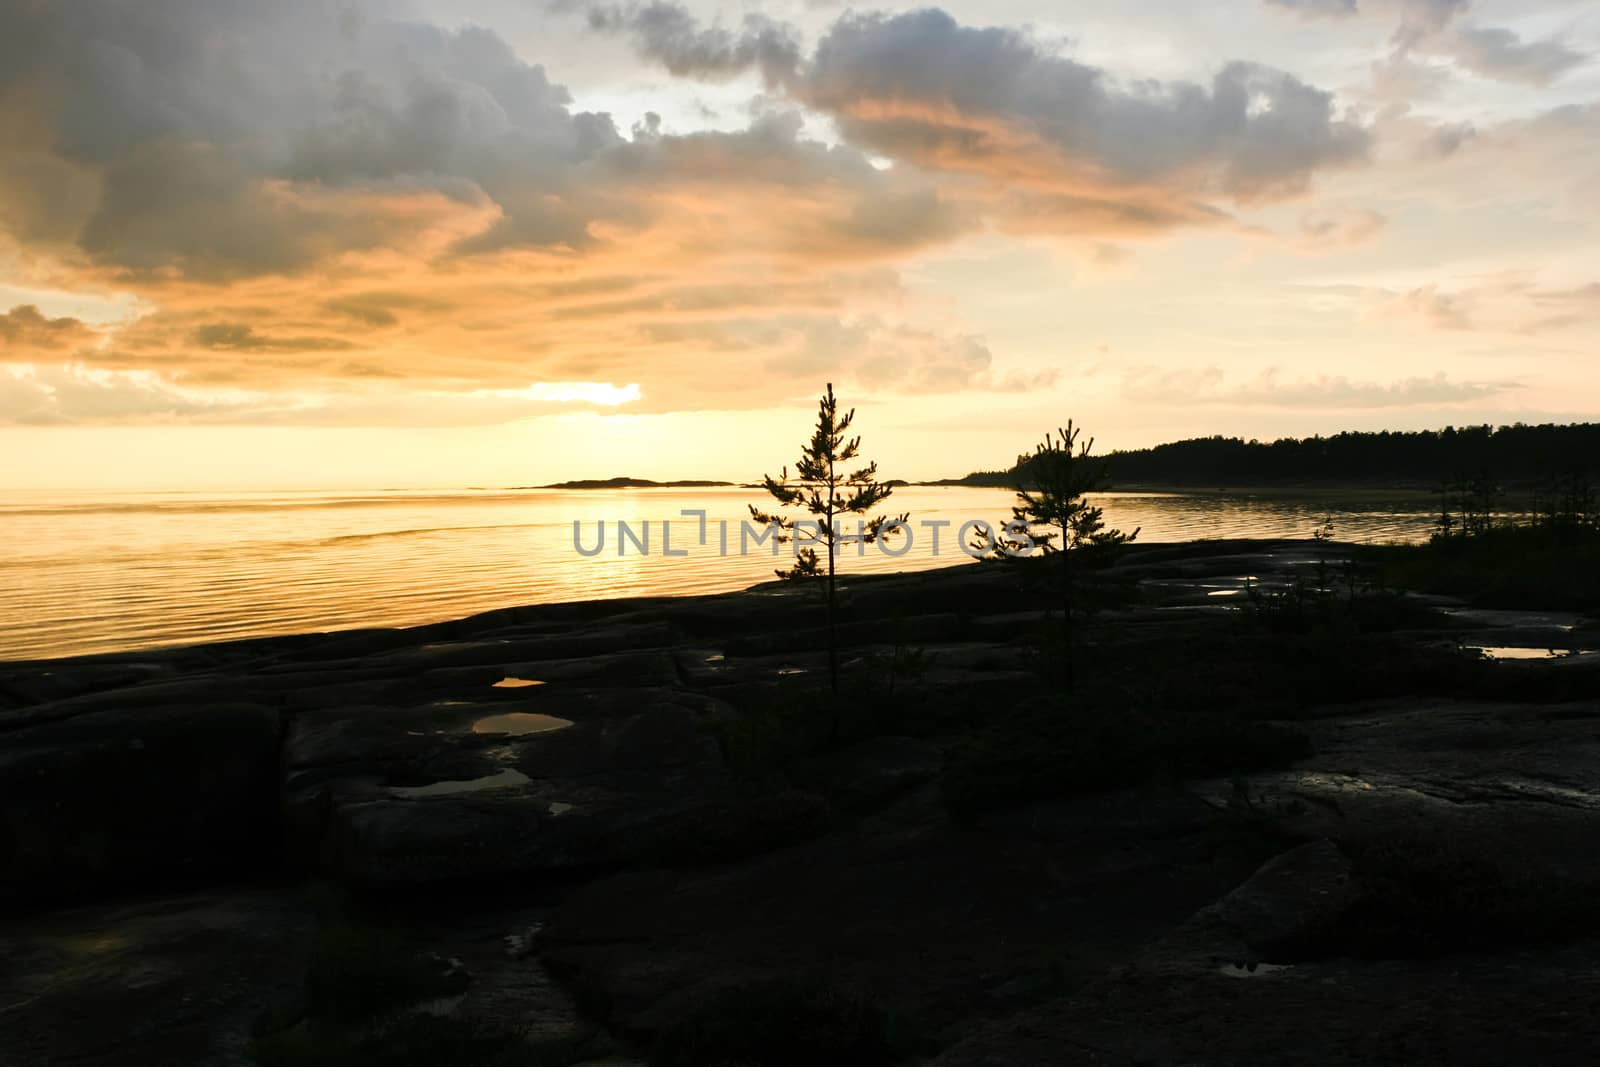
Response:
[2, 0, 1597, 487]
[7, 8, 1600, 1050]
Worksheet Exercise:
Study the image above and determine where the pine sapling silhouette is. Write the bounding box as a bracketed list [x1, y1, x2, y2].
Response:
[986, 421, 1137, 691]
[750, 383, 906, 708]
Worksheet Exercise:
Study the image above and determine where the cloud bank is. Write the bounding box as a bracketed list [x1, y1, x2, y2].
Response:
[7, 1, 1588, 432]
[0, 1, 1385, 424]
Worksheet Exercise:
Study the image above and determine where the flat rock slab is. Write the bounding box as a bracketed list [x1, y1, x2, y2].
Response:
[930, 938, 1600, 1066]
[290, 693, 738, 887]
[0, 891, 312, 1067]
[1192, 700, 1600, 879]
[933, 837, 1600, 1066]
[325, 760, 734, 888]
[537, 785, 1262, 1048]
[0, 702, 281, 903]
[1204, 839, 1360, 963]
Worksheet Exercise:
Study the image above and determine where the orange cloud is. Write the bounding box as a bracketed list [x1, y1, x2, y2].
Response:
[0, 304, 101, 355]
[0, 1, 1379, 426]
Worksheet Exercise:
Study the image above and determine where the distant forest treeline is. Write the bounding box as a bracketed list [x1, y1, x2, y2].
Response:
[938, 423, 1600, 489]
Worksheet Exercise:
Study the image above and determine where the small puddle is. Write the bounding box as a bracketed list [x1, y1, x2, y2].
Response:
[777, 667, 808, 676]
[1470, 646, 1592, 661]
[391, 768, 531, 798]
[471, 712, 574, 736]
[492, 677, 546, 688]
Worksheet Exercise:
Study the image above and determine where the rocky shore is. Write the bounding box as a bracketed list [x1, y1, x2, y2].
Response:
[3, 539, 1599, 1065]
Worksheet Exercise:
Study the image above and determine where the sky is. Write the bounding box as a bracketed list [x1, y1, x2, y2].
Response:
[1, 0, 1598, 489]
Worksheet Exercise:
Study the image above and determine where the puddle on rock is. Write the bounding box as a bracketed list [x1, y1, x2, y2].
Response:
[391, 768, 531, 798]
[1470, 646, 1593, 661]
[492, 677, 546, 688]
[471, 712, 574, 736]
[777, 667, 808, 676]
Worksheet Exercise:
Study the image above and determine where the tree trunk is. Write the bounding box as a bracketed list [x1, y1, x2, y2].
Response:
[1061, 547, 1075, 692]
[827, 569, 839, 738]
[826, 462, 840, 742]
[1061, 584, 1075, 692]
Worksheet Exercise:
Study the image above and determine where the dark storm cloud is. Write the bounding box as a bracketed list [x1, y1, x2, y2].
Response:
[799, 9, 1370, 199]
[0, 0, 962, 281]
[0, 0, 622, 277]
[586, 1, 802, 84]
[591, 6, 1371, 204]
[0, 0, 1382, 287]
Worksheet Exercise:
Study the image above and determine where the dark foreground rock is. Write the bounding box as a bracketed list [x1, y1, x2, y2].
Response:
[291, 691, 739, 888]
[1189, 698, 1600, 881]
[0, 891, 312, 1067]
[929, 937, 1600, 1066]
[1, 540, 1598, 1064]
[0, 702, 281, 903]
[535, 785, 1259, 1050]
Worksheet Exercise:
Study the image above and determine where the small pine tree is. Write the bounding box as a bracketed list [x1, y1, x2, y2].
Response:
[988, 421, 1137, 690]
[751, 383, 906, 705]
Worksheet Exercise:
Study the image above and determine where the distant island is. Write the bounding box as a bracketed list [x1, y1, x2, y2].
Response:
[535, 477, 739, 490]
[935, 422, 1600, 490]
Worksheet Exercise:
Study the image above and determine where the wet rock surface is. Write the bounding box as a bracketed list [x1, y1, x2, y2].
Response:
[1188, 699, 1600, 880]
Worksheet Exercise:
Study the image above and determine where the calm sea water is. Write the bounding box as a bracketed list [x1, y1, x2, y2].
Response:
[0, 486, 1443, 661]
